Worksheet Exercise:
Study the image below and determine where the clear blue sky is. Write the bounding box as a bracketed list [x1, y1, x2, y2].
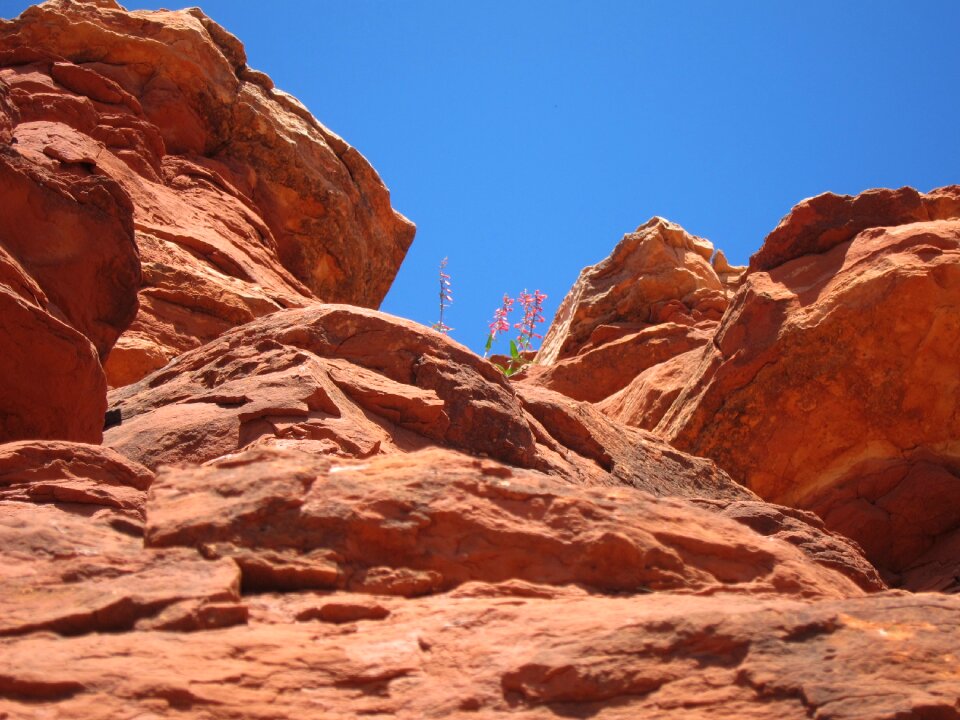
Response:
[4, 1, 959, 354]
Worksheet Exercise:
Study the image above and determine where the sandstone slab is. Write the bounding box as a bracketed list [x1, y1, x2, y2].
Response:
[145, 445, 862, 598]
[0, 589, 956, 719]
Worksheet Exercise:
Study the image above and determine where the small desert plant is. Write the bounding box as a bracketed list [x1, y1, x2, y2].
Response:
[483, 294, 514, 357]
[431, 257, 453, 334]
[485, 289, 547, 377]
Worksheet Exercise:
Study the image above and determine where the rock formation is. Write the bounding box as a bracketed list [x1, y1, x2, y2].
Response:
[0, 0, 414, 388]
[524, 216, 744, 430]
[657, 187, 960, 589]
[2, 2, 959, 718]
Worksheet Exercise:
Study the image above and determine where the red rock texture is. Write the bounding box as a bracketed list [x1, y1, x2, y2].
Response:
[525, 217, 741, 432]
[1, 590, 958, 719]
[660, 191, 960, 589]
[0, 0, 414, 386]
[537, 217, 727, 367]
[0, 443, 956, 719]
[0, 81, 134, 441]
[597, 345, 707, 430]
[145, 446, 863, 598]
[9, 443, 960, 718]
[0, 440, 246, 637]
[104, 303, 752, 504]
[749, 185, 960, 272]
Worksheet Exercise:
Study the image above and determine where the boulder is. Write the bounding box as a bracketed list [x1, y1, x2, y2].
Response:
[0, 442, 955, 719]
[749, 185, 960, 272]
[0, 441, 245, 637]
[145, 445, 863, 598]
[524, 218, 733, 422]
[659, 189, 960, 587]
[0, 70, 139, 441]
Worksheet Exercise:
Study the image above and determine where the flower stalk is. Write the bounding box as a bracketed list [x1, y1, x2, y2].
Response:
[431, 257, 453, 334]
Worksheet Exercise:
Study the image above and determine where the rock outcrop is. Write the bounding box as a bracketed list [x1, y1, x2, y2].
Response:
[0, 77, 137, 442]
[6, 441, 950, 720]
[0, 0, 414, 387]
[524, 217, 743, 431]
[0, 440, 956, 719]
[658, 186, 960, 588]
[104, 303, 752, 504]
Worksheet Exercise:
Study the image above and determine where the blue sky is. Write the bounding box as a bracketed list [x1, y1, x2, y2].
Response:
[4, 1, 959, 354]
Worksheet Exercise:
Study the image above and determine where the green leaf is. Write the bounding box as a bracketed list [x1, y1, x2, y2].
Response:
[509, 340, 520, 360]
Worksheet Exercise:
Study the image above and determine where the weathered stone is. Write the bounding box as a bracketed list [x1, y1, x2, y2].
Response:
[105, 304, 753, 503]
[0, 0, 414, 386]
[660, 192, 960, 588]
[145, 445, 861, 598]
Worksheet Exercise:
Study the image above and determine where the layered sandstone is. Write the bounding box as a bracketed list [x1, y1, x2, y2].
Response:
[0, 443, 954, 720]
[0, 78, 137, 442]
[104, 303, 753, 504]
[0, 0, 414, 387]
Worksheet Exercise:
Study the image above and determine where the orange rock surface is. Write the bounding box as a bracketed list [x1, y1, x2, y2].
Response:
[659, 188, 960, 589]
[0, 79, 135, 442]
[0, 0, 414, 386]
[525, 217, 742, 431]
[104, 303, 751, 504]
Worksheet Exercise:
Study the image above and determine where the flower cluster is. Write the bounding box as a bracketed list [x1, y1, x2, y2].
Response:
[483, 294, 514, 357]
[427, 257, 548, 378]
[484, 288, 548, 376]
[514, 289, 548, 351]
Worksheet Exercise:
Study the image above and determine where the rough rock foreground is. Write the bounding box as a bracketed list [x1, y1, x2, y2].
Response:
[1, 2, 959, 719]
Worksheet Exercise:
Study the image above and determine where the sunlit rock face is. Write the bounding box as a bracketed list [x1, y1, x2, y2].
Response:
[522, 217, 743, 432]
[659, 186, 960, 589]
[0, 0, 414, 387]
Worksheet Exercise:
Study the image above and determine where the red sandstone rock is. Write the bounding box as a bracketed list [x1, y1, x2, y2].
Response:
[525, 218, 732, 419]
[1, 4, 957, 715]
[689, 498, 884, 592]
[0, 69, 140, 440]
[0, 440, 246, 637]
[0, 545, 956, 718]
[104, 303, 752, 504]
[660, 191, 960, 588]
[1, 123, 140, 359]
[537, 217, 726, 365]
[0, 0, 414, 385]
[145, 445, 861, 598]
[749, 185, 960, 272]
[597, 346, 706, 430]
[0, 224, 110, 442]
[0, 284, 107, 443]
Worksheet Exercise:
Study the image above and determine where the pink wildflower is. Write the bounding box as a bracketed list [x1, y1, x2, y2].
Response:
[483, 294, 514, 357]
[514, 289, 548, 349]
[489, 294, 514, 335]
